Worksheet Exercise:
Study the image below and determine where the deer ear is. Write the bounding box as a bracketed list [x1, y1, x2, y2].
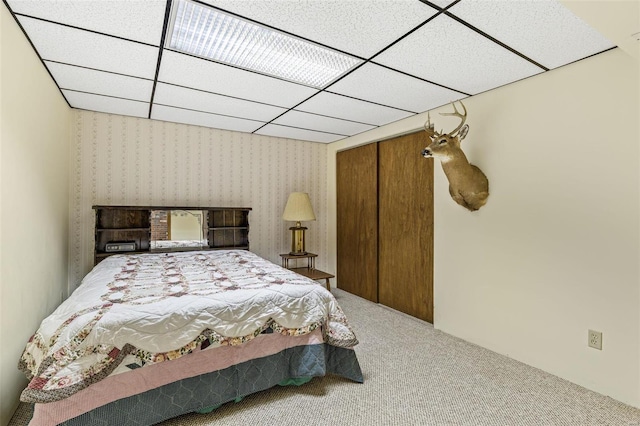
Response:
[458, 124, 469, 141]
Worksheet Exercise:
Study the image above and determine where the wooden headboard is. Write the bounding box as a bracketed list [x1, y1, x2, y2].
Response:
[92, 206, 251, 265]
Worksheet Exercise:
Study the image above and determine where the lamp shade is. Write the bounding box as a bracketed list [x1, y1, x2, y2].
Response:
[282, 192, 316, 222]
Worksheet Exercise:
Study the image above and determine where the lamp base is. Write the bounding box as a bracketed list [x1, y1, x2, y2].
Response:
[289, 225, 308, 256]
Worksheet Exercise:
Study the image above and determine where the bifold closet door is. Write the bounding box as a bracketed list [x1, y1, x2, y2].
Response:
[336, 143, 378, 302]
[378, 133, 434, 322]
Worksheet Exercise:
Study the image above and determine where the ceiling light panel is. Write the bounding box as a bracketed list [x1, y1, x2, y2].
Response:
[167, 0, 362, 88]
[46, 62, 153, 102]
[447, 0, 614, 69]
[151, 104, 264, 133]
[8, 0, 166, 45]
[272, 110, 375, 136]
[18, 17, 159, 79]
[329, 63, 465, 113]
[296, 92, 413, 126]
[255, 124, 344, 143]
[374, 15, 544, 95]
[205, 0, 438, 59]
[159, 50, 317, 108]
[153, 83, 286, 122]
[62, 90, 149, 118]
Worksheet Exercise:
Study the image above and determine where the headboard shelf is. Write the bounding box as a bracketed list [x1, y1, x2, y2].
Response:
[93, 206, 251, 265]
[96, 227, 150, 232]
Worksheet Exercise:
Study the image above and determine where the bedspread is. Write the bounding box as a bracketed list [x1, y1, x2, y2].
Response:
[19, 250, 358, 403]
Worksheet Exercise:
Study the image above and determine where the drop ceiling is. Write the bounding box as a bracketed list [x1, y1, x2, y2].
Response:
[5, 0, 615, 143]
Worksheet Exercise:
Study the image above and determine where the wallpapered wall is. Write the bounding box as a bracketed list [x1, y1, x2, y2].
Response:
[69, 110, 328, 289]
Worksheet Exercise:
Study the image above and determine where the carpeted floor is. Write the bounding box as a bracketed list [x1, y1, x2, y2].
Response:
[10, 289, 640, 425]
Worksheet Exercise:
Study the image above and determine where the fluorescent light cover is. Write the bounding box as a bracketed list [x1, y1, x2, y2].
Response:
[167, 0, 362, 88]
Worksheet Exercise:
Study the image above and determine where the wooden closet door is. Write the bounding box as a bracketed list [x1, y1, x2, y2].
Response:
[336, 143, 378, 302]
[378, 133, 434, 322]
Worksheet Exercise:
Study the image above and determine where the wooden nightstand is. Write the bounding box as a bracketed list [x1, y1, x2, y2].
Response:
[280, 253, 334, 291]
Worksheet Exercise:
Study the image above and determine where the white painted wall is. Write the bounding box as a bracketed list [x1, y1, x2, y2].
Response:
[0, 3, 72, 424]
[327, 48, 640, 407]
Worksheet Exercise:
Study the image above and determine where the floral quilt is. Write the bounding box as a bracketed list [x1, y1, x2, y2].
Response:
[19, 250, 358, 403]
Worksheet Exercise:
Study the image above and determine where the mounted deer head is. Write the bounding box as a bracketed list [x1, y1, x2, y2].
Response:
[421, 101, 489, 211]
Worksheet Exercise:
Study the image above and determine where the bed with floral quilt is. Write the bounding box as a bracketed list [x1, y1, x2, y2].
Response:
[18, 249, 363, 426]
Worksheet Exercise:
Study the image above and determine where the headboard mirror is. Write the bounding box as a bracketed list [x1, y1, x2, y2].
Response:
[150, 209, 208, 250]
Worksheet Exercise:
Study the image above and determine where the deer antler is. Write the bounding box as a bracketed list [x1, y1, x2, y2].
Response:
[423, 112, 441, 139]
[439, 101, 467, 137]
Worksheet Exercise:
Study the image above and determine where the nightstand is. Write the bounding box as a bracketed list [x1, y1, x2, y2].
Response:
[279, 252, 334, 291]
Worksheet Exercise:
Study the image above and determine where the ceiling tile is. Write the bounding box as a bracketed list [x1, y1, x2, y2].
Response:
[46, 62, 153, 102]
[255, 124, 344, 143]
[203, 0, 438, 58]
[18, 17, 159, 79]
[374, 14, 544, 95]
[427, 0, 458, 8]
[329, 62, 466, 113]
[8, 0, 166, 45]
[158, 50, 318, 108]
[273, 110, 375, 135]
[62, 90, 149, 118]
[447, 0, 614, 69]
[153, 83, 286, 122]
[296, 92, 413, 126]
[151, 104, 264, 133]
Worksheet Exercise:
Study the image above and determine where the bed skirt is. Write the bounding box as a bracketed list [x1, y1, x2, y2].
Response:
[28, 339, 362, 425]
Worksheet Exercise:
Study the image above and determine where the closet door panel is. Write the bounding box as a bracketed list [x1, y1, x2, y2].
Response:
[378, 133, 434, 322]
[336, 143, 378, 302]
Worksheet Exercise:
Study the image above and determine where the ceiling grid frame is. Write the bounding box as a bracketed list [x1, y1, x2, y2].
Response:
[3, 0, 615, 143]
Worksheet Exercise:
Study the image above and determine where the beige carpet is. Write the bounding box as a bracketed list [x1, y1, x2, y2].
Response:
[10, 289, 640, 425]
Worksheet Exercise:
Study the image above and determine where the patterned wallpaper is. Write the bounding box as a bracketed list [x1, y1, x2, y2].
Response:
[69, 110, 328, 288]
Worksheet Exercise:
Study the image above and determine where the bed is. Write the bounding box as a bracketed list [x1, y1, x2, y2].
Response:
[18, 249, 363, 425]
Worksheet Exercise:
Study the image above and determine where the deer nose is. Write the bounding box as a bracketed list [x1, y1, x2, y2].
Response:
[421, 148, 432, 158]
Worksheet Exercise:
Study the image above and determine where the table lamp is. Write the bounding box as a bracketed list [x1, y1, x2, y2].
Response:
[282, 192, 316, 255]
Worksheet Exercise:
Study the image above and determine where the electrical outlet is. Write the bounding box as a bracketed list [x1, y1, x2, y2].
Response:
[588, 330, 602, 350]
